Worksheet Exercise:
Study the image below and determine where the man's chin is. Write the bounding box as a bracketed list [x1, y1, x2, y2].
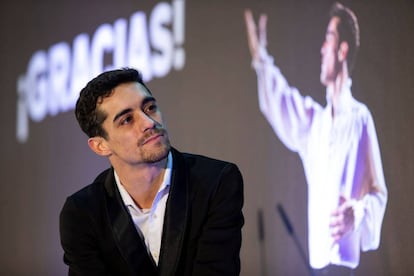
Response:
[143, 143, 171, 164]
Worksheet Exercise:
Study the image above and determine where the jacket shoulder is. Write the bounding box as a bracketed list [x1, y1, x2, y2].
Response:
[173, 149, 243, 191]
[180, 151, 239, 174]
[64, 168, 112, 210]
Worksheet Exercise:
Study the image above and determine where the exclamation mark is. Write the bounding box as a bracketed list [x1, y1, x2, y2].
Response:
[173, 0, 185, 70]
[16, 75, 29, 143]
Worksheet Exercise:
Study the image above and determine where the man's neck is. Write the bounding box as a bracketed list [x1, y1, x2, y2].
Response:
[327, 66, 349, 117]
[113, 158, 168, 209]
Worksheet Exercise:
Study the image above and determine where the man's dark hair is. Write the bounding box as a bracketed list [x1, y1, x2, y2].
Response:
[75, 68, 151, 138]
[330, 2, 360, 75]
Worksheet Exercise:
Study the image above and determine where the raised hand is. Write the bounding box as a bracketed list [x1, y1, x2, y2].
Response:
[244, 9, 268, 62]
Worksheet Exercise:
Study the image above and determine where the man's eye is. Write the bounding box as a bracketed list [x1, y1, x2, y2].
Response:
[120, 115, 133, 125]
[145, 103, 158, 114]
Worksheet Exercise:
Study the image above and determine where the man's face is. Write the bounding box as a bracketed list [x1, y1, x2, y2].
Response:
[320, 16, 341, 86]
[97, 82, 170, 166]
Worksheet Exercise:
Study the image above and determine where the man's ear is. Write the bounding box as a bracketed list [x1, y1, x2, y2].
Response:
[88, 136, 111, 157]
[338, 41, 349, 62]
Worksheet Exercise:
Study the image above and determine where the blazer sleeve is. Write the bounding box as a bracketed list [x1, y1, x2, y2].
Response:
[192, 163, 244, 276]
[59, 196, 112, 276]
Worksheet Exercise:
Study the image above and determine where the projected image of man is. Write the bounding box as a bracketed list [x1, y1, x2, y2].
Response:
[244, 2, 387, 274]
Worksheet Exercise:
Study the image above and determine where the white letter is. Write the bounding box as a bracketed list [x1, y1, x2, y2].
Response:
[91, 23, 114, 77]
[173, 0, 185, 70]
[49, 42, 71, 114]
[16, 74, 29, 142]
[150, 2, 173, 78]
[26, 51, 48, 122]
[127, 12, 152, 81]
[113, 18, 127, 68]
[70, 33, 91, 109]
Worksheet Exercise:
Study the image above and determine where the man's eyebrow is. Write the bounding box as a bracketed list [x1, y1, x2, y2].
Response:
[112, 96, 157, 123]
[142, 96, 156, 106]
[113, 108, 133, 123]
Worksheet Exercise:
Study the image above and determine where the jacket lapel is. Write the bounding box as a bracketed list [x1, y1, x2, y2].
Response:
[103, 169, 157, 275]
[158, 148, 189, 276]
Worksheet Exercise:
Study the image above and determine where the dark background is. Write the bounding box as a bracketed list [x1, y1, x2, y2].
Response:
[1, 0, 413, 275]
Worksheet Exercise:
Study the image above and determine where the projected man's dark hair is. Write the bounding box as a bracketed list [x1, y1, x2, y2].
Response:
[330, 2, 360, 75]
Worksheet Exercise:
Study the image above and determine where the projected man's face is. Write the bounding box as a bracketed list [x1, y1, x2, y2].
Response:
[95, 82, 171, 166]
[320, 16, 341, 86]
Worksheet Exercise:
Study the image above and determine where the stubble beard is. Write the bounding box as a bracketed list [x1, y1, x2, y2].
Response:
[139, 130, 171, 164]
[141, 141, 171, 163]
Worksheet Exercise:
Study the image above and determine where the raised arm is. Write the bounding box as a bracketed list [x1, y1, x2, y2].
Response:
[244, 9, 321, 152]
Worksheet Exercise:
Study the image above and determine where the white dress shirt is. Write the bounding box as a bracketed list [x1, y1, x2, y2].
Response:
[114, 152, 172, 265]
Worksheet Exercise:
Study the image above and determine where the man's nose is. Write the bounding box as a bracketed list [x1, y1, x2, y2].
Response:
[138, 111, 157, 132]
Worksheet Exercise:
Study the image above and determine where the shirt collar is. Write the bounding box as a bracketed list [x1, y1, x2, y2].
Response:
[326, 78, 353, 116]
[114, 151, 173, 209]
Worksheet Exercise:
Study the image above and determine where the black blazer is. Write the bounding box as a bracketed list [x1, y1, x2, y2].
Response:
[59, 148, 244, 276]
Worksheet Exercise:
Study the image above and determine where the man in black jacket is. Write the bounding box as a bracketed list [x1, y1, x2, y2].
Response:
[59, 68, 244, 276]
